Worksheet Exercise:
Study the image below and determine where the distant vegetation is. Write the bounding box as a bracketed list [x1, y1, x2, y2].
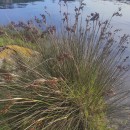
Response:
[0, 0, 42, 9]
[0, 0, 41, 4]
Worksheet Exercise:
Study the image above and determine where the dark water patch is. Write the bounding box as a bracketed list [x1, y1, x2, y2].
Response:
[0, 0, 43, 9]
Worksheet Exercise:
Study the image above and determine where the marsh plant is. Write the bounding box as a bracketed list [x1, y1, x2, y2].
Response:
[0, 0, 130, 130]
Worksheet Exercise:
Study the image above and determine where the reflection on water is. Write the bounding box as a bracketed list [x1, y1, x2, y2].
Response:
[0, 0, 41, 4]
[0, 0, 75, 9]
[0, 0, 130, 9]
[0, 0, 78, 9]
[0, 0, 43, 9]
[103, 0, 130, 4]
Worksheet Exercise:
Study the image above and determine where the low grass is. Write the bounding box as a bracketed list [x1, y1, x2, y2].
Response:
[0, 1, 130, 130]
[0, 36, 36, 49]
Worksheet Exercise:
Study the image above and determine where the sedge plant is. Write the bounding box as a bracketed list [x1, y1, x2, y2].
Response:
[0, 1, 130, 130]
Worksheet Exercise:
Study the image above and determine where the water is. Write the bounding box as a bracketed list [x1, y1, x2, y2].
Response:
[0, 0, 130, 34]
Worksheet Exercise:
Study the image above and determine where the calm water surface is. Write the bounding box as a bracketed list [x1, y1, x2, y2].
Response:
[0, 0, 130, 34]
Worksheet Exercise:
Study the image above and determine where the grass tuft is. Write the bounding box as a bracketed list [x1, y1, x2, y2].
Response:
[0, 1, 130, 130]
